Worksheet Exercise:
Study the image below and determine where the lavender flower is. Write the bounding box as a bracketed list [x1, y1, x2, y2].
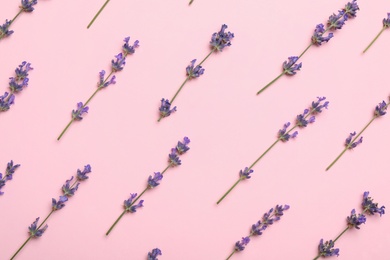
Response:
[76, 164, 92, 180]
[218, 97, 328, 204]
[239, 167, 253, 179]
[186, 59, 205, 78]
[148, 248, 162, 260]
[313, 191, 385, 260]
[62, 176, 80, 196]
[282, 56, 302, 75]
[21, 0, 38, 12]
[15, 61, 33, 80]
[234, 237, 250, 251]
[106, 137, 190, 236]
[0, 92, 15, 111]
[258, 1, 358, 95]
[383, 13, 390, 28]
[326, 98, 389, 171]
[58, 37, 139, 140]
[0, 160, 20, 195]
[0, 20, 13, 39]
[274, 204, 290, 220]
[364, 13, 390, 53]
[52, 195, 68, 210]
[28, 218, 48, 238]
[158, 24, 233, 122]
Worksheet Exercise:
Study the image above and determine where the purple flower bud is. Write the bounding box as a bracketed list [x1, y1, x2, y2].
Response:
[210, 24, 234, 51]
[374, 100, 387, 116]
[76, 164, 92, 181]
[175, 137, 191, 155]
[20, 0, 38, 12]
[159, 98, 176, 118]
[9, 77, 29, 92]
[362, 191, 385, 216]
[312, 24, 334, 45]
[282, 56, 302, 75]
[52, 195, 68, 211]
[343, 0, 359, 18]
[274, 204, 290, 221]
[148, 172, 163, 188]
[383, 13, 390, 28]
[345, 132, 363, 149]
[72, 102, 89, 120]
[0, 92, 15, 111]
[327, 11, 347, 30]
[124, 193, 137, 209]
[186, 59, 205, 79]
[311, 97, 329, 113]
[234, 237, 250, 251]
[123, 37, 139, 56]
[278, 122, 298, 142]
[111, 53, 126, 72]
[147, 248, 162, 260]
[28, 217, 48, 238]
[0, 20, 14, 39]
[347, 209, 366, 229]
[15, 61, 33, 80]
[5, 160, 20, 180]
[98, 70, 116, 88]
[168, 150, 181, 166]
[62, 176, 80, 196]
[251, 221, 265, 236]
[129, 200, 144, 213]
[318, 239, 339, 257]
[239, 167, 253, 179]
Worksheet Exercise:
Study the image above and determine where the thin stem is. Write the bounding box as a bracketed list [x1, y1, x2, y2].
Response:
[170, 77, 189, 106]
[313, 255, 320, 260]
[326, 116, 377, 171]
[333, 226, 349, 243]
[84, 88, 101, 107]
[298, 43, 313, 59]
[189, 0, 194, 5]
[257, 72, 285, 95]
[248, 139, 280, 169]
[57, 118, 75, 140]
[105, 210, 126, 236]
[87, 0, 110, 29]
[363, 27, 386, 54]
[198, 48, 216, 67]
[10, 9, 23, 25]
[226, 250, 236, 260]
[161, 164, 171, 175]
[216, 178, 242, 205]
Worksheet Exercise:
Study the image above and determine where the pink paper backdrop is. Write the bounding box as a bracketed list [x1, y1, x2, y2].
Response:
[1, 0, 389, 259]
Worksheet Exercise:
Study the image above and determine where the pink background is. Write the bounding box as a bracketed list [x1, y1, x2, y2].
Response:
[0, 0, 389, 259]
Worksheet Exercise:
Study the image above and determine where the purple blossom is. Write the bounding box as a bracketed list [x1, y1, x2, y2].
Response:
[278, 122, 298, 142]
[282, 56, 302, 75]
[148, 172, 163, 188]
[98, 70, 116, 88]
[383, 13, 390, 28]
[318, 239, 340, 257]
[52, 195, 68, 211]
[274, 204, 290, 221]
[0, 20, 13, 39]
[343, 0, 360, 18]
[345, 132, 363, 149]
[296, 109, 315, 127]
[5, 160, 20, 180]
[251, 221, 265, 235]
[111, 53, 126, 72]
[159, 98, 176, 118]
[175, 137, 190, 155]
[15, 61, 33, 80]
[9, 77, 29, 92]
[234, 237, 250, 251]
[327, 11, 347, 30]
[124, 193, 144, 213]
[311, 96, 329, 113]
[347, 209, 366, 229]
[76, 164, 92, 181]
[312, 24, 334, 45]
[210, 24, 234, 51]
[28, 218, 48, 238]
[239, 167, 253, 179]
[168, 150, 181, 166]
[20, 0, 38, 12]
[374, 101, 387, 117]
[130, 200, 144, 213]
[123, 37, 139, 56]
[186, 59, 205, 79]
[72, 102, 89, 120]
[362, 191, 385, 216]
[0, 92, 15, 111]
[147, 248, 162, 260]
[262, 208, 275, 228]
[62, 176, 80, 196]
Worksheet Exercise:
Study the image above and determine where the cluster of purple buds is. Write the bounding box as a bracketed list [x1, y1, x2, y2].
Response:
[0, 20, 13, 39]
[311, 24, 334, 45]
[72, 102, 89, 120]
[159, 98, 176, 119]
[318, 239, 339, 257]
[282, 56, 302, 75]
[362, 191, 385, 216]
[347, 209, 366, 229]
[345, 132, 363, 149]
[278, 122, 298, 142]
[186, 59, 205, 79]
[20, 0, 38, 12]
[239, 167, 253, 180]
[168, 137, 191, 166]
[28, 217, 48, 238]
[124, 193, 144, 213]
[383, 13, 390, 28]
[210, 24, 234, 51]
[147, 248, 162, 260]
[0, 62, 33, 112]
[0, 160, 20, 195]
[374, 100, 388, 117]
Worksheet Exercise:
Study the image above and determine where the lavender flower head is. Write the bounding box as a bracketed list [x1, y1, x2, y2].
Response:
[312, 24, 334, 45]
[283, 56, 302, 75]
[278, 122, 298, 142]
[374, 100, 387, 117]
[111, 53, 126, 72]
[318, 239, 340, 257]
[72, 102, 89, 120]
[383, 13, 390, 28]
[62, 176, 80, 196]
[274, 204, 290, 221]
[15, 61, 33, 80]
[175, 137, 190, 155]
[239, 167, 253, 179]
[123, 37, 139, 56]
[296, 109, 315, 127]
[186, 59, 205, 79]
[124, 193, 144, 213]
[168, 149, 181, 166]
[148, 172, 163, 188]
[147, 248, 162, 260]
[345, 132, 363, 149]
[28, 218, 48, 238]
[52, 195, 68, 211]
[362, 191, 385, 216]
[0, 20, 14, 39]
[20, 0, 38, 12]
[251, 220, 265, 235]
[159, 98, 176, 118]
[234, 237, 250, 251]
[347, 209, 366, 229]
[9, 77, 29, 92]
[327, 11, 347, 30]
[76, 164, 92, 181]
[210, 24, 234, 51]
[0, 92, 15, 111]
[311, 97, 329, 113]
[5, 160, 20, 180]
[98, 70, 116, 88]
[343, 0, 359, 18]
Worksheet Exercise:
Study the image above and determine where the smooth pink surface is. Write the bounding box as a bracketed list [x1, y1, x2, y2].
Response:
[1, 0, 389, 259]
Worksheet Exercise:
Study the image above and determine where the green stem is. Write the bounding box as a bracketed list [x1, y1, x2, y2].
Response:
[198, 48, 216, 67]
[57, 118, 75, 140]
[161, 164, 171, 175]
[333, 226, 349, 243]
[105, 210, 126, 236]
[87, 0, 110, 29]
[298, 43, 313, 59]
[226, 250, 235, 260]
[216, 178, 242, 205]
[189, 0, 194, 5]
[257, 72, 285, 95]
[248, 139, 280, 169]
[363, 27, 386, 54]
[10, 9, 23, 25]
[326, 116, 377, 171]
[313, 255, 320, 260]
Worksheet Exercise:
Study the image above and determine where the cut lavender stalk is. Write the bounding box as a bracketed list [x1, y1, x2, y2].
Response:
[363, 13, 390, 53]
[158, 24, 234, 122]
[57, 37, 139, 140]
[10, 165, 91, 260]
[0, 61, 33, 112]
[257, 0, 359, 95]
[0, 0, 38, 41]
[87, 0, 110, 29]
[226, 205, 289, 260]
[0, 160, 20, 195]
[326, 98, 389, 171]
[313, 191, 385, 259]
[217, 97, 329, 204]
[105, 137, 190, 236]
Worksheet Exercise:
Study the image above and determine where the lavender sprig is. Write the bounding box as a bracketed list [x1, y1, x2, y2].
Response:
[57, 37, 139, 140]
[226, 205, 290, 260]
[0, 160, 21, 195]
[87, 0, 110, 29]
[148, 248, 162, 260]
[257, 0, 359, 95]
[1, 61, 33, 112]
[326, 98, 389, 171]
[313, 191, 385, 260]
[10, 165, 91, 260]
[217, 97, 328, 204]
[363, 13, 390, 53]
[0, 0, 37, 41]
[158, 24, 234, 122]
[105, 137, 190, 236]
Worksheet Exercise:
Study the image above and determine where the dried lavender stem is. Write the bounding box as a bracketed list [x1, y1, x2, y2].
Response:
[363, 27, 386, 54]
[87, 0, 110, 29]
[257, 72, 285, 95]
[10, 9, 23, 25]
[216, 178, 242, 205]
[298, 43, 313, 58]
[226, 250, 236, 260]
